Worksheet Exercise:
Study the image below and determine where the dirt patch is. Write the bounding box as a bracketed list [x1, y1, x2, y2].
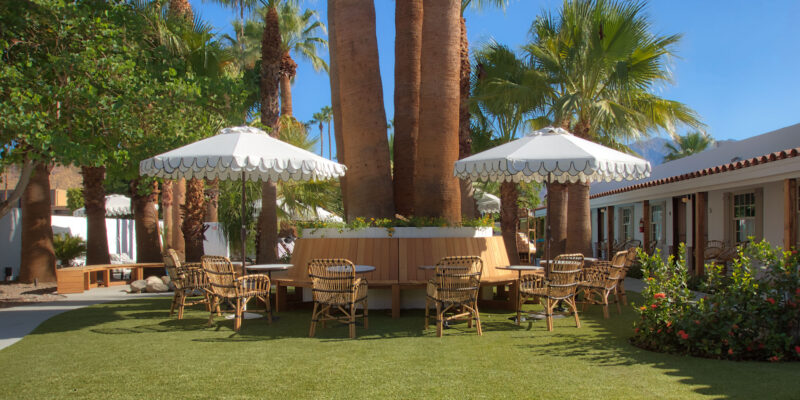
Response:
[0, 282, 66, 308]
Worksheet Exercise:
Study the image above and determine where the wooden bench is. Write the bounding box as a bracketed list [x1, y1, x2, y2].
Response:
[56, 263, 165, 294]
[276, 236, 517, 318]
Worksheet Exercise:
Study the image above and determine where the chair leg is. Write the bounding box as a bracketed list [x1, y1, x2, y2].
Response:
[568, 298, 581, 328]
[170, 292, 179, 316]
[203, 291, 211, 312]
[516, 293, 522, 326]
[474, 301, 482, 336]
[178, 291, 188, 320]
[207, 296, 216, 327]
[264, 295, 273, 324]
[615, 290, 622, 314]
[309, 302, 319, 338]
[435, 302, 443, 337]
[234, 298, 242, 331]
[363, 299, 368, 329]
[545, 300, 554, 331]
[349, 303, 356, 339]
[601, 291, 610, 319]
[424, 297, 430, 330]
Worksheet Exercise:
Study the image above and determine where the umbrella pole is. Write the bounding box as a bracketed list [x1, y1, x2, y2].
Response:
[241, 170, 247, 268]
[545, 180, 551, 279]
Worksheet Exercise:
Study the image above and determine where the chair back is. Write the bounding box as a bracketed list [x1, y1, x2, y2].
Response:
[308, 258, 357, 305]
[624, 247, 638, 267]
[202, 255, 238, 298]
[610, 251, 628, 268]
[163, 249, 185, 291]
[432, 256, 483, 304]
[547, 253, 584, 299]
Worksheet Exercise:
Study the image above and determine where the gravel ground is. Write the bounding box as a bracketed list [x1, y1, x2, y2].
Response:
[0, 282, 66, 308]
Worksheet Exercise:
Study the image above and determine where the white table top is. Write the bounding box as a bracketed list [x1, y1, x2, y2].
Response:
[246, 263, 294, 271]
[326, 265, 376, 273]
[497, 265, 545, 272]
[539, 257, 598, 264]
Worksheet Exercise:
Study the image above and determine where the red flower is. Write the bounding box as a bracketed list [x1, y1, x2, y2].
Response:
[728, 349, 734, 355]
[729, 331, 735, 337]
[796, 288, 800, 296]
[759, 343, 765, 350]
[657, 329, 662, 333]
[677, 330, 689, 340]
[766, 297, 776, 305]
[694, 320, 701, 325]
[732, 323, 739, 330]
[634, 328, 640, 334]
[653, 293, 666, 299]
[794, 346, 800, 354]
[769, 356, 780, 362]
[650, 304, 658, 309]
[666, 321, 672, 328]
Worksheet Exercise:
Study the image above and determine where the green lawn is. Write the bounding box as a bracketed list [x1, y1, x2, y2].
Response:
[1, 294, 798, 399]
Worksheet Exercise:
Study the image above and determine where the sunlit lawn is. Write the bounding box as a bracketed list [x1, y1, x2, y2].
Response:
[1, 292, 798, 399]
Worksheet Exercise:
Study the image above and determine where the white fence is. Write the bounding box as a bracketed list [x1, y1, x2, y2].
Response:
[0, 209, 228, 280]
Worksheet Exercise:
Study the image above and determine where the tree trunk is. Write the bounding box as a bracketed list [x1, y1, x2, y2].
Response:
[327, 121, 332, 159]
[547, 183, 568, 257]
[131, 180, 162, 263]
[257, 4, 282, 264]
[318, 121, 324, 157]
[566, 182, 592, 256]
[182, 178, 206, 262]
[162, 180, 173, 250]
[168, 0, 193, 21]
[392, 0, 422, 217]
[19, 162, 55, 283]
[0, 159, 34, 220]
[458, 16, 479, 220]
[171, 178, 186, 259]
[329, 0, 394, 220]
[415, 0, 461, 222]
[328, 1, 347, 218]
[500, 181, 520, 265]
[81, 166, 110, 265]
[204, 179, 219, 222]
[279, 51, 297, 116]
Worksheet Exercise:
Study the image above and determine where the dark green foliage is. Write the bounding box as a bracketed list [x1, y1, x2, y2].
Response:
[53, 233, 87, 267]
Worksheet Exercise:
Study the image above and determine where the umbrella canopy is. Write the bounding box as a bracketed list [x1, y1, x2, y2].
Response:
[139, 126, 346, 261]
[140, 126, 346, 182]
[454, 127, 650, 184]
[73, 194, 136, 217]
[474, 188, 500, 214]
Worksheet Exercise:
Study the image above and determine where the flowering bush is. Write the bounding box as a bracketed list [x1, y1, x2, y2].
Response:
[632, 241, 800, 362]
[295, 215, 495, 235]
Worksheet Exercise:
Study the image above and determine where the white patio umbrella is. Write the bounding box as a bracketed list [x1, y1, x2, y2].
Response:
[473, 188, 500, 214]
[73, 194, 136, 217]
[140, 126, 347, 261]
[454, 126, 650, 264]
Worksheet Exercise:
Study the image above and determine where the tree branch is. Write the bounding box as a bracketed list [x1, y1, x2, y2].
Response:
[0, 159, 35, 219]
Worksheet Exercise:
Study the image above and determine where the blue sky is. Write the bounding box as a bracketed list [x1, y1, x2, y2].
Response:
[191, 0, 800, 145]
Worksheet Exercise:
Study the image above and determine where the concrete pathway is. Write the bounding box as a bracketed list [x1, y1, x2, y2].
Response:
[0, 286, 170, 351]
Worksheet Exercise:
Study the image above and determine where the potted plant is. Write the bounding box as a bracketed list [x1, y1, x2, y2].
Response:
[53, 233, 87, 267]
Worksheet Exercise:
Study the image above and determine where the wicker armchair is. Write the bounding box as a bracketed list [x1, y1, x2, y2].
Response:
[517, 253, 583, 331]
[614, 248, 637, 305]
[163, 249, 211, 319]
[308, 258, 368, 339]
[202, 255, 272, 331]
[578, 258, 623, 318]
[424, 256, 484, 337]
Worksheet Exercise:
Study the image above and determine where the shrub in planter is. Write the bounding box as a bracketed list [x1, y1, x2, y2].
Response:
[53, 233, 87, 267]
[632, 241, 800, 362]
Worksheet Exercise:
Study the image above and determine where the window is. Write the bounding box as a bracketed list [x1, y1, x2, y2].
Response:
[733, 192, 756, 243]
[621, 207, 634, 240]
[651, 203, 665, 243]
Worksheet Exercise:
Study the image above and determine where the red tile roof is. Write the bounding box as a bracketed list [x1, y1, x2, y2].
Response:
[591, 147, 800, 199]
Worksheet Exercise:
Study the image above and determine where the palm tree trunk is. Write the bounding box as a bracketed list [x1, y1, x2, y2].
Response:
[566, 182, 592, 256]
[329, 0, 394, 220]
[279, 52, 296, 116]
[171, 178, 186, 259]
[162, 180, 173, 250]
[182, 178, 206, 262]
[168, 0, 193, 20]
[547, 183, 568, 256]
[257, 4, 282, 264]
[318, 121, 324, 157]
[19, 162, 56, 283]
[458, 15, 479, 219]
[392, 0, 422, 217]
[328, 0, 347, 217]
[81, 166, 110, 265]
[131, 179, 162, 263]
[415, 0, 461, 222]
[327, 120, 332, 159]
[204, 179, 219, 222]
[500, 181, 520, 264]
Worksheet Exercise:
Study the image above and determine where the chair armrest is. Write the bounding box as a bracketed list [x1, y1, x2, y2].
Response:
[236, 274, 271, 293]
[520, 274, 546, 291]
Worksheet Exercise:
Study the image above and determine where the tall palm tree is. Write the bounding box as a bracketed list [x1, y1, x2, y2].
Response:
[328, 0, 394, 220]
[522, 0, 703, 255]
[81, 166, 110, 265]
[320, 106, 333, 159]
[19, 163, 56, 283]
[392, 0, 423, 217]
[664, 131, 714, 161]
[310, 109, 327, 157]
[414, 0, 462, 223]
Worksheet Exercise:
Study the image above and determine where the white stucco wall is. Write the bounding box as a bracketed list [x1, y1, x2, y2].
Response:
[763, 181, 785, 246]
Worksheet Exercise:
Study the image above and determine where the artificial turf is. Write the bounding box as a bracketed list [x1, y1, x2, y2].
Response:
[0, 293, 798, 399]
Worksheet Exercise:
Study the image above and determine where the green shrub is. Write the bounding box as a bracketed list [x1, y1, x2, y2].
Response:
[632, 241, 800, 362]
[53, 233, 87, 267]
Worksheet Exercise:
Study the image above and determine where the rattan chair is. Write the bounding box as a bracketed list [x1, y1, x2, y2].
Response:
[424, 256, 484, 337]
[202, 255, 272, 331]
[308, 258, 368, 339]
[578, 257, 624, 318]
[517, 253, 583, 331]
[164, 249, 212, 319]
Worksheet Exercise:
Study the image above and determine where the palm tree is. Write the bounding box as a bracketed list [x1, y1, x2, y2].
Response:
[310, 108, 332, 157]
[81, 166, 110, 265]
[19, 163, 56, 283]
[522, 0, 703, 255]
[320, 106, 333, 159]
[328, 0, 394, 221]
[664, 131, 714, 161]
[392, 0, 423, 217]
[414, 0, 462, 222]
